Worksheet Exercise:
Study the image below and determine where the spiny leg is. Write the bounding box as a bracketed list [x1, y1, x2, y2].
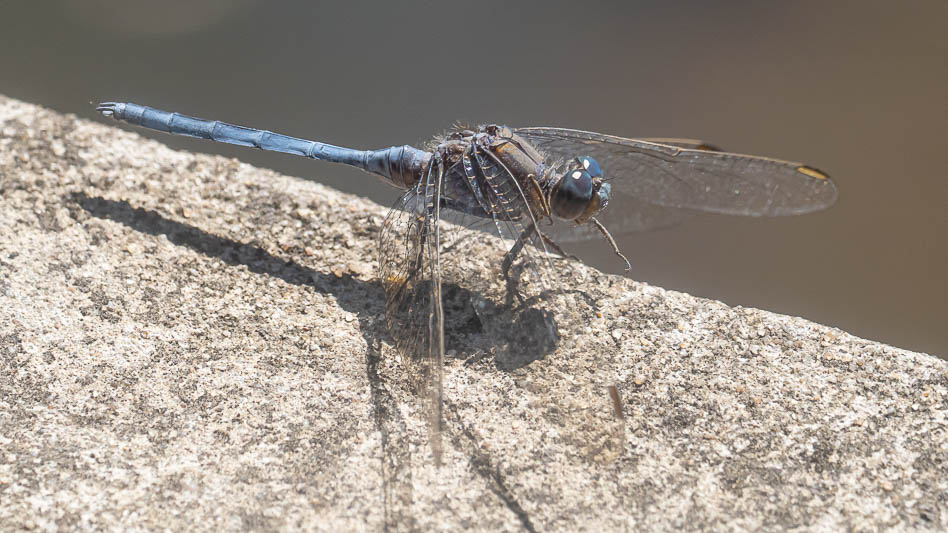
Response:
[501, 223, 539, 307]
[591, 217, 632, 271]
[501, 224, 584, 306]
[503, 226, 600, 309]
[537, 229, 580, 262]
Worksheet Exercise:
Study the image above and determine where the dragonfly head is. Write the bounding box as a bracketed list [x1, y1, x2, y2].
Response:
[550, 156, 610, 223]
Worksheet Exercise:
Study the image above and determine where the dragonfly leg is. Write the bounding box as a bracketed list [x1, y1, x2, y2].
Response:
[591, 217, 631, 271]
[502, 226, 578, 307]
[536, 230, 580, 262]
[501, 223, 538, 307]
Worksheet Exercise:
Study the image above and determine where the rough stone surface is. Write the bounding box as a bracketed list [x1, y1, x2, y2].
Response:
[0, 95, 945, 532]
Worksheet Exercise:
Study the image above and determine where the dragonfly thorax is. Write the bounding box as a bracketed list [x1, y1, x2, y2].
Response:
[434, 125, 610, 226]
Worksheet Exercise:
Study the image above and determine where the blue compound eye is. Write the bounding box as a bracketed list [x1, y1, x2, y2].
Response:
[551, 168, 595, 221]
[577, 156, 602, 178]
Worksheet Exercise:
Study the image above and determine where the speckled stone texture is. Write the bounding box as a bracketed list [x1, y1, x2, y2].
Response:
[0, 95, 945, 532]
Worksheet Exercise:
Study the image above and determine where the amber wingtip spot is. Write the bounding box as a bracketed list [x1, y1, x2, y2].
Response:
[696, 143, 723, 152]
[797, 166, 829, 180]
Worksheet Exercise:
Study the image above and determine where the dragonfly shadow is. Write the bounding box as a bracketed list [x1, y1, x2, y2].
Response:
[71, 192, 384, 320]
[441, 283, 560, 371]
[72, 192, 418, 529]
[71, 192, 561, 369]
[72, 192, 559, 526]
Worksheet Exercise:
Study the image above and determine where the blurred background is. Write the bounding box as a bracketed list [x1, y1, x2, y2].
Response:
[1, 1, 945, 357]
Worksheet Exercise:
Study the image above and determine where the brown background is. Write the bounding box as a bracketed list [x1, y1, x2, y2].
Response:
[1, 0, 945, 357]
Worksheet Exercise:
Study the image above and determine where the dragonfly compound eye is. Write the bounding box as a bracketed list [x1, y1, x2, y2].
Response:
[551, 167, 595, 221]
[577, 155, 603, 178]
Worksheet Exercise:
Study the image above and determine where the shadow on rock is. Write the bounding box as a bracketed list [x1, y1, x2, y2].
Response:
[72, 192, 561, 369]
[74, 191, 564, 529]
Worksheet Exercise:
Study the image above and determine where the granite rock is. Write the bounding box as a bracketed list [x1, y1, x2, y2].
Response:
[0, 96, 945, 531]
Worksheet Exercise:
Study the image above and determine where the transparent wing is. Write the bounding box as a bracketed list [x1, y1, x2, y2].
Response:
[379, 141, 571, 463]
[639, 138, 723, 151]
[541, 196, 697, 242]
[514, 128, 838, 223]
[425, 159, 446, 465]
[378, 150, 555, 464]
[378, 159, 445, 464]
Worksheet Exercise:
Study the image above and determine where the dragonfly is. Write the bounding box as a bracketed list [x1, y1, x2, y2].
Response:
[95, 102, 837, 463]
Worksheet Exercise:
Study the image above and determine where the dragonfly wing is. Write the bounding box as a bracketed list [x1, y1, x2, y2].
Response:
[378, 159, 446, 464]
[514, 127, 838, 218]
[542, 195, 697, 242]
[640, 138, 723, 151]
[426, 157, 446, 465]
